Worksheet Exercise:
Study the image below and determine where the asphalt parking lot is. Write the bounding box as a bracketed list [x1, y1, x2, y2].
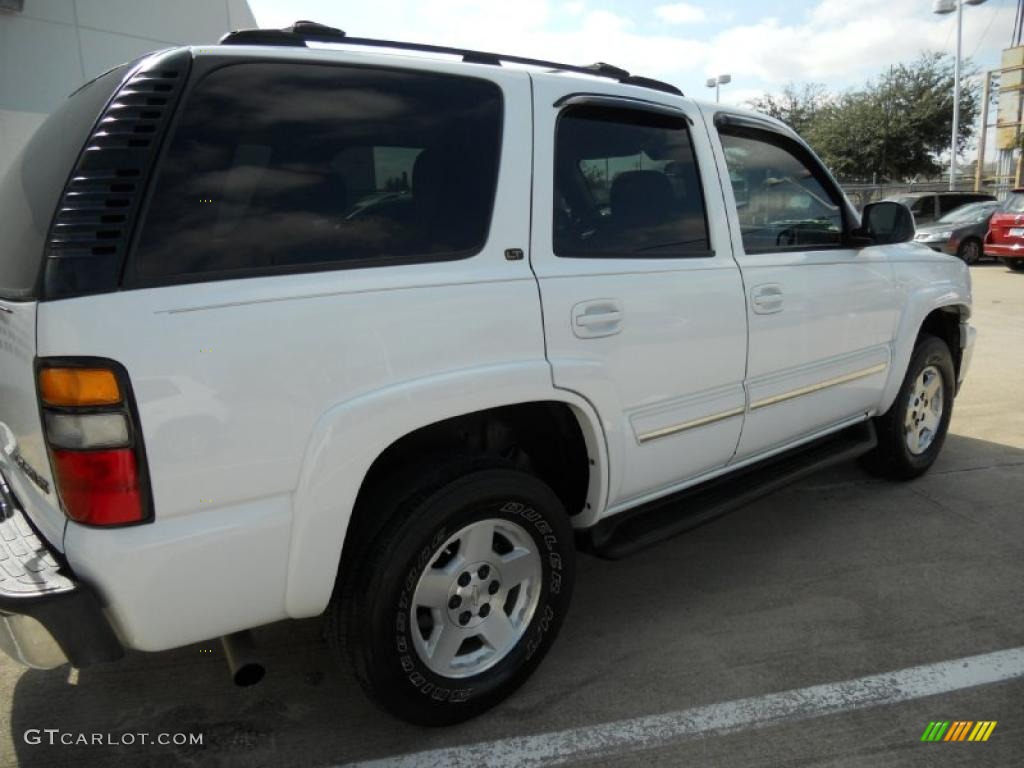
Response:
[2, 263, 1022, 768]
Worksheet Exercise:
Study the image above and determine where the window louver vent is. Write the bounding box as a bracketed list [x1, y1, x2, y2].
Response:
[42, 49, 192, 299]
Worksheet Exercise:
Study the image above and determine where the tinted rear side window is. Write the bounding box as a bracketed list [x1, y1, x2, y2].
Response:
[554, 105, 710, 258]
[0, 66, 127, 299]
[129, 62, 503, 284]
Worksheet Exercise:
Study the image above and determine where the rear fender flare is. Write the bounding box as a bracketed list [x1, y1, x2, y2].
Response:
[284, 361, 607, 617]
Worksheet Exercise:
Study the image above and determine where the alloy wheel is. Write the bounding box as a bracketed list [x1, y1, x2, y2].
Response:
[904, 364, 945, 455]
[410, 518, 542, 678]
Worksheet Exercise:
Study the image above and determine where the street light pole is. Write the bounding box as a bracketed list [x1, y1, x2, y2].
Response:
[935, 0, 988, 191]
[951, 0, 962, 191]
[705, 74, 731, 103]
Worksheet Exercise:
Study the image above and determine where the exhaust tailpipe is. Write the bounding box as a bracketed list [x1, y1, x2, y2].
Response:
[220, 631, 265, 687]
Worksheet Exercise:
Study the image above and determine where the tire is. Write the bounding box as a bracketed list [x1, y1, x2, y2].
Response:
[327, 459, 575, 725]
[1003, 257, 1024, 272]
[860, 334, 955, 480]
[956, 238, 981, 265]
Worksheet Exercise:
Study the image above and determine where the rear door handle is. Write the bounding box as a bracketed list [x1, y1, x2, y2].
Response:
[572, 299, 624, 339]
[751, 283, 784, 314]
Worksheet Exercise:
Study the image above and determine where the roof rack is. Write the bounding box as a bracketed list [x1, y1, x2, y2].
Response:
[219, 21, 683, 97]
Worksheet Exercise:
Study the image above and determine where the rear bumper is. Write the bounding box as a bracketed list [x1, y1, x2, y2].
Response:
[0, 471, 122, 669]
[983, 242, 1024, 258]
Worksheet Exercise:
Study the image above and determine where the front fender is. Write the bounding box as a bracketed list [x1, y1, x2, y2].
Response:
[880, 260, 971, 413]
[284, 361, 607, 617]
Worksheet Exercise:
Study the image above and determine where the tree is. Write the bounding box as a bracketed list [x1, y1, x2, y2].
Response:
[746, 53, 980, 182]
[746, 83, 831, 137]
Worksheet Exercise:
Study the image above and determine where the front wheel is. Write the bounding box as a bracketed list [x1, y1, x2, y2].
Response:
[956, 238, 981, 265]
[1003, 257, 1024, 272]
[860, 335, 955, 480]
[328, 461, 575, 725]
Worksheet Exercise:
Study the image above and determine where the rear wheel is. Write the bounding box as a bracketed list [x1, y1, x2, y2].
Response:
[328, 460, 575, 725]
[860, 335, 955, 480]
[1003, 257, 1024, 272]
[956, 238, 981, 264]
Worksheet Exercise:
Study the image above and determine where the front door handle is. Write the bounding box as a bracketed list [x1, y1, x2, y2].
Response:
[572, 299, 624, 339]
[751, 283, 784, 315]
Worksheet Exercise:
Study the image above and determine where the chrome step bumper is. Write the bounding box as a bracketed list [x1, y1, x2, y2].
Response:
[0, 471, 122, 668]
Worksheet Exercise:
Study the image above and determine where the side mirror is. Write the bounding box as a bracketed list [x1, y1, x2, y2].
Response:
[853, 201, 915, 246]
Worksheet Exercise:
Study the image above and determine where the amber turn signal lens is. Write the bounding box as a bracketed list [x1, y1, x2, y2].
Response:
[39, 367, 121, 406]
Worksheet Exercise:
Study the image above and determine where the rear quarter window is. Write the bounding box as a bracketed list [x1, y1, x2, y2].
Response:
[0, 66, 127, 299]
[127, 62, 503, 285]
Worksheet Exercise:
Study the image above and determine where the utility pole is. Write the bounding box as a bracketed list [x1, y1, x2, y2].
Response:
[951, 0, 963, 190]
[975, 71, 991, 192]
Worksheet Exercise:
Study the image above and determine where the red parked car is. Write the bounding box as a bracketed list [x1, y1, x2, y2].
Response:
[984, 189, 1024, 271]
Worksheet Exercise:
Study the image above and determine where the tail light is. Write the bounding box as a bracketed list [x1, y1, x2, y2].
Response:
[37, 359, 152, 526]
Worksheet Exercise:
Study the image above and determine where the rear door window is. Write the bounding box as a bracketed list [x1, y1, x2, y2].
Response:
[128, 62, 503, 285]
[553, 105, 711, 258]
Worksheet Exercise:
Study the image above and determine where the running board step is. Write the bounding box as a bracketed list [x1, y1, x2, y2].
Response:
[578, 421, 877, 560]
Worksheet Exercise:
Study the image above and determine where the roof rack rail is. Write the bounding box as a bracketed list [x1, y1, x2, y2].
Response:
[219, 21, 683, 97]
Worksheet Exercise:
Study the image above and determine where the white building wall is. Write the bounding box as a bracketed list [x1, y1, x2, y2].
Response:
[0, 0, 256, 179]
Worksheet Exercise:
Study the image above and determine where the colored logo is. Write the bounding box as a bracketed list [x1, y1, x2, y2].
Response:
[920, 721, 997, 742]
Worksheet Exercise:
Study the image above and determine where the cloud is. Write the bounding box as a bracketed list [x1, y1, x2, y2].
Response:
[715, 86, 771, 106]
[654, 2, 706, 25]
[703, 0, 1011, 88]
[248, 0, 1014, 98]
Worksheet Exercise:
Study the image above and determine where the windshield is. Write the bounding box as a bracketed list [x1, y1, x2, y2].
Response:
[1000, 192, 1024, 213]
[937, 201, 997, 223]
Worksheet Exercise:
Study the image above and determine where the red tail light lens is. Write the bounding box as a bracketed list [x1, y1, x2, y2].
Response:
[37, 358, 151, 527]
[50, 449, 143, 525]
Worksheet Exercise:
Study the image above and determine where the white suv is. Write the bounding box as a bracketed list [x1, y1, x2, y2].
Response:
[0, 22, 975, 725]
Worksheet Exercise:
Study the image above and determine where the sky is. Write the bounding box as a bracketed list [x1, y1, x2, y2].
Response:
[247, 0, 1017, 107]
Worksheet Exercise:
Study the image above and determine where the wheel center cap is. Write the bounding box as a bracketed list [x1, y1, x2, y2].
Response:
[446, 560, 500, 629]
